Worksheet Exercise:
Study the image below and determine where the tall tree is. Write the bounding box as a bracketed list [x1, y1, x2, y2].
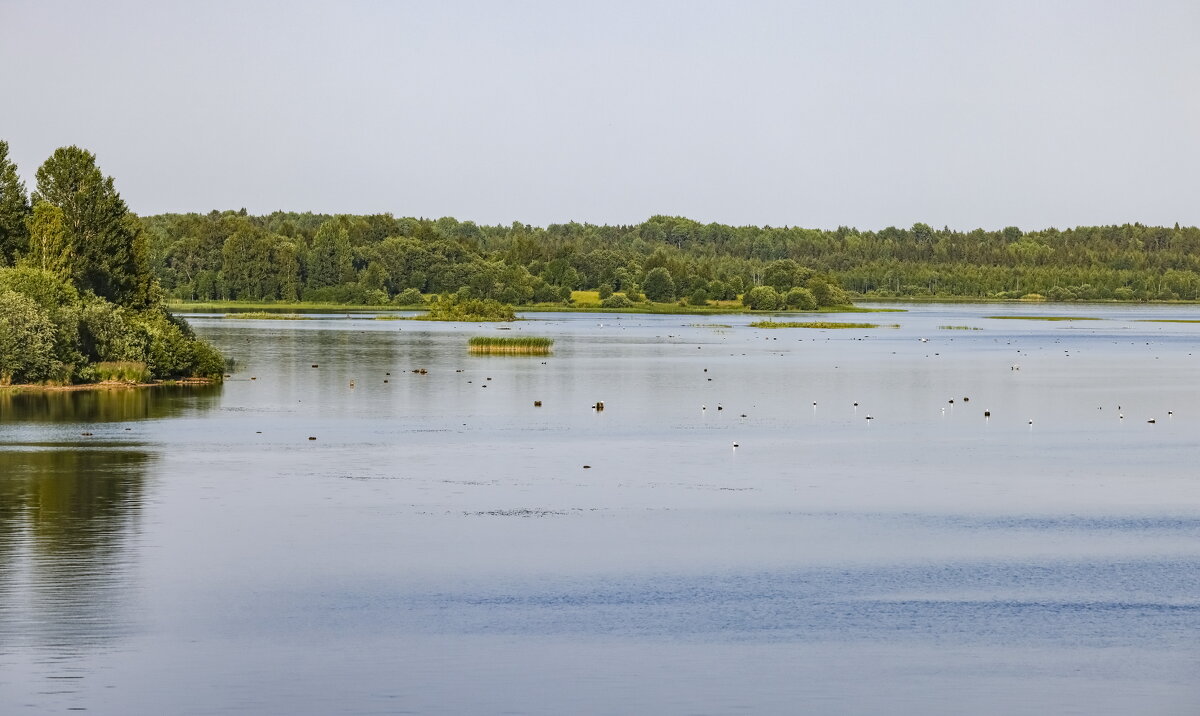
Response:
[0, 140, 30, 265]
[306, 220, 353, 290]
[33, 146, 151, 306]
[25, 202, 74, 278]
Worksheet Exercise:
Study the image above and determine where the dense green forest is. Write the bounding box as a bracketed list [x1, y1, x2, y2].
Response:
[0, 141, 223, 385]
[141, 209, 1200, 307]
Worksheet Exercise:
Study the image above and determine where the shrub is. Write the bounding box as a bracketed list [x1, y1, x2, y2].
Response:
[601, 293, 634, 308]
[743, 285, 781, 310]
[0, 290, 64, 384]
[784, 287, 818, 310]
[392, 287, 425, 306]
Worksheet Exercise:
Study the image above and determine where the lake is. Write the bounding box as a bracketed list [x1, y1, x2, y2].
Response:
[2, 304, 1199, 714]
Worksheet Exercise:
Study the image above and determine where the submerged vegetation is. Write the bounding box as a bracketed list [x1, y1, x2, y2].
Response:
[750, 321, 881, 329]
[0, 141, 225, 386]
[467, 336, 554, 354]
[938, 325, 982, 330]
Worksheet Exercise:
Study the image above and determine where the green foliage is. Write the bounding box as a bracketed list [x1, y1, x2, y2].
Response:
[643, 267, 675, 302]
[34, 146, 152, 307]
[306, 219, 354, 290]
[0, 290, 64, 383]
[392, 287, 424, 306]
[743, 285, 781, 310]
[784, 286, 817, 310]
[138, 206, 1200, 306]
[600, 293, 634, 308]
[24, 202, 73, 278]
[424, 293, 516, 321]
[0, 267, 225, 383]
[0, 140, 30, 265]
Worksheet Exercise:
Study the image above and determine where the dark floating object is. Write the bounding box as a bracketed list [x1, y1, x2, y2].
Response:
[1147, 419, 1156, 424]
[583, 465, 591, 469]
[984, 410, 991, 417]
[383, 380, 388, 383]
[948, 399, 954, 404]
[717, 405, 723, 411]
[311, 364, 319, 368]
[251, 377, 257, 380]
[386, 372, 390, 375]
[732, 443, 739, 448]
[740, 414, 747, 418]
[853, 402, 858, 407]
[865, 415, 873, 420]
[81, 432, 93, 437]
[593, 401, 605, 411]
[308, 436, 317, 441]
[963, 397, 969, 402]
[534, 400, 542, 407]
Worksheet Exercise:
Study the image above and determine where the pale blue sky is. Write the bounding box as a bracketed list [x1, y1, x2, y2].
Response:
[3, 0, 1198, 230]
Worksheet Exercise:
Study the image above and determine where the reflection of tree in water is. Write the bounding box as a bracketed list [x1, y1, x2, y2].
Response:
[0, 447, 152, 651]
[0, 385, 221, 423]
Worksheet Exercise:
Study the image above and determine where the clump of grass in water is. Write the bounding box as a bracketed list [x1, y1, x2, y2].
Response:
[94, 361, 151, 382]
[983, 315, 1102, 321]
[224, 312, 310, 320]
[468, 336, 554, 354]
[688, 323, 733, 328]
[750, 321, 880, 329]
[939, 325, 982, 330]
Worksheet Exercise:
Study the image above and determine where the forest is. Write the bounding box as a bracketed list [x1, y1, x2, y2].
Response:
[141, 210, 1200, 307]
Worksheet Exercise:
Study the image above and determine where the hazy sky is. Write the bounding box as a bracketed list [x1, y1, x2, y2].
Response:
[3, 1, 1198, 230]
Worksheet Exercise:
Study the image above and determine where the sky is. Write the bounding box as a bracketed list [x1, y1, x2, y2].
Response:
[2, 0, 1198, 230]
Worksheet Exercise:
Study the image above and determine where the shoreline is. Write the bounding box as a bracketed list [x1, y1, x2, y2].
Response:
[0, 378, 219, 393]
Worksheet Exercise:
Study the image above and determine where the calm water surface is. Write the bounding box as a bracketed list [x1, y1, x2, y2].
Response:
[2, 304, 1199, 714]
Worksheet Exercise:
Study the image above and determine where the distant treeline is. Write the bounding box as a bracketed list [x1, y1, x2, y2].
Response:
[140, 211, 1200, 304]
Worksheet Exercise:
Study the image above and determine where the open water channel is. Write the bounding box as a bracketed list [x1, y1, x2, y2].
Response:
[2, 304, 1199, 714]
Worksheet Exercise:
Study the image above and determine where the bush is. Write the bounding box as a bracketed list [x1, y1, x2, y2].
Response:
[598, 284, 614, 300]
[601, 293, 634, 308]
[0, 290, 65, 384]
[743, 285, 781, 310]
[784, 287, 818, 310]
[392, 287, 425, 306]
[426, 293, 515, 321]
[688, 288, 708, 306]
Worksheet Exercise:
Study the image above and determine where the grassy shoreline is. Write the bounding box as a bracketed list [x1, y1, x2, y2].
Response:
[0, 378, 218, 393]
[169, 299, 901, 316]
